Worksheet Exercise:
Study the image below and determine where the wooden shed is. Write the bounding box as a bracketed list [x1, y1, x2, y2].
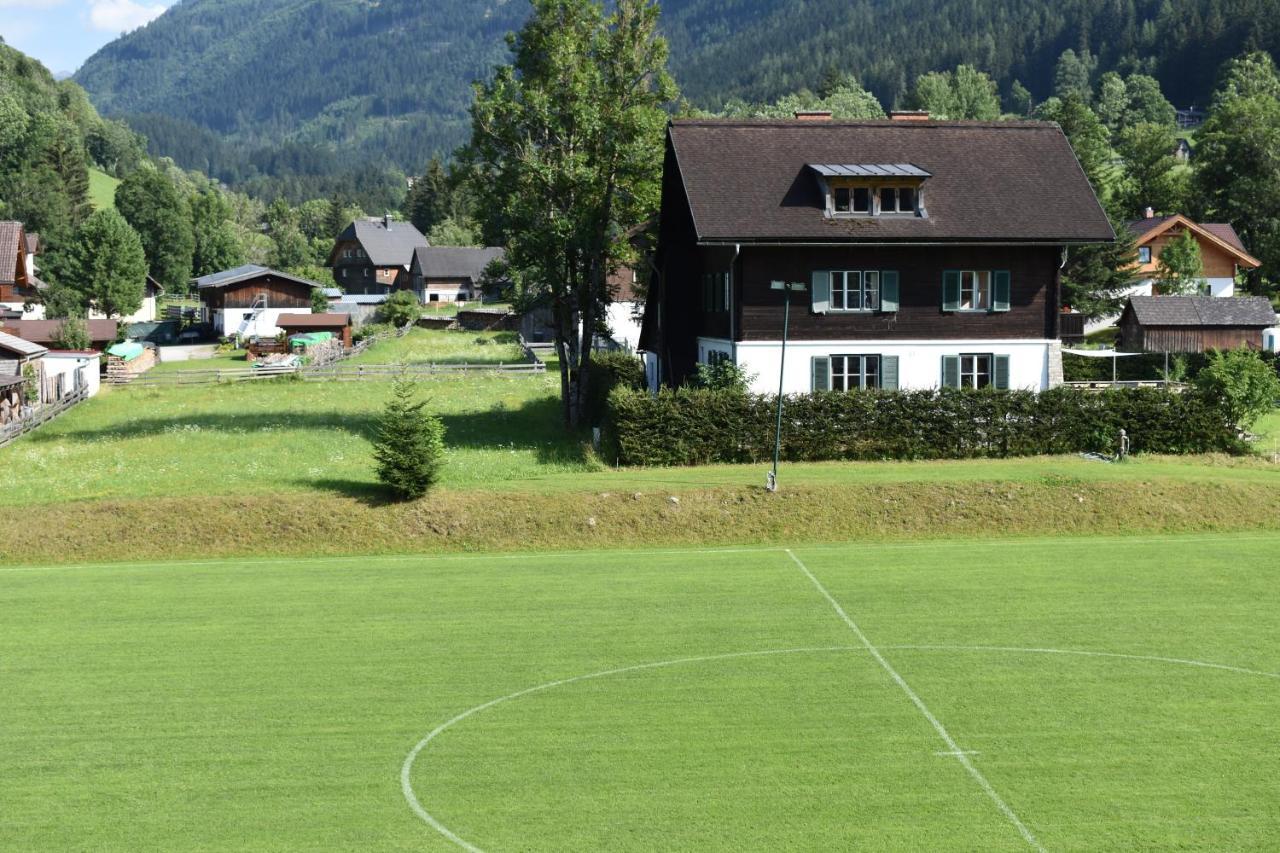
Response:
[277, 313, 353, 348]
[1118, 295, 1279, 353]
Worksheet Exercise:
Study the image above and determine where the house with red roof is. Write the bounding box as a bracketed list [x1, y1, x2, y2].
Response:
[1128, 209, 1260, 299]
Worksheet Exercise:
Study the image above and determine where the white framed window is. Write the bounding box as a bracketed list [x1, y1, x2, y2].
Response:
[959, 271, 991, 310]
[830, 270, 879, 312]
[960, 353, 992, 389]
[831, 354, 881, 390]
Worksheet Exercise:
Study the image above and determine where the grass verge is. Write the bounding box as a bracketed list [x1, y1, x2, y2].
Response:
[88, 167, 119, 210]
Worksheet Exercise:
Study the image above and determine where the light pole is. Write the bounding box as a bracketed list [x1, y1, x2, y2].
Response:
[767, 280, 807, 492]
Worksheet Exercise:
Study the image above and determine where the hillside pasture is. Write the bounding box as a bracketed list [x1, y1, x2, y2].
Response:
[3, 534, 1280, 849]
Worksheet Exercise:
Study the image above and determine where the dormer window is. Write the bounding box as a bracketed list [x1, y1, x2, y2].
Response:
[809, 164, 930, 220]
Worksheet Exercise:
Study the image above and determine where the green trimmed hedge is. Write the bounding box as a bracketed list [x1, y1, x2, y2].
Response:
[607, 386, 1243, 466]
[1063, 351, 1280, 383]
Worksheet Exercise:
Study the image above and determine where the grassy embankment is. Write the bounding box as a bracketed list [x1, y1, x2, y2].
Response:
[2, 328, 1277, 564]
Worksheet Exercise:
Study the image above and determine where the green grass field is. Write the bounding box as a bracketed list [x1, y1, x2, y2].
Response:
[347, 329, 528, 366]
[88, 167, 120, 210]
[3, 532, 1279, 849]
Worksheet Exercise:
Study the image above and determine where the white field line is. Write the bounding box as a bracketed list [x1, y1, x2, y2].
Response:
[400, 646, 863, 851]
[785, 549, 1046, 852]
[6, 530, 1280, 575]
[883, 645, 1280, 680]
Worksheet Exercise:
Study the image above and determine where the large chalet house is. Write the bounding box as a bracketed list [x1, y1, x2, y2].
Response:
[0, 221, 46, 321]
[639, 114, 1114, 394]
[328, 215, 429, 295]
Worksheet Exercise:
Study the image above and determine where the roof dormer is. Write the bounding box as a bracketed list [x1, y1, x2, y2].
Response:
[808, 164, 930, 220]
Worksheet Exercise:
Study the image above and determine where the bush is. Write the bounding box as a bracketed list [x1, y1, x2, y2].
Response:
[690, 360, 755, 393]
[51, 318, 90, 350]
[606, 386, 1242, 466]
[310, 288, 330, 314]
[586, 351, 645, 426]
[372, 377, 446, 500]
[1194, 348, 1280, 430]
[382, 290, 422, 328]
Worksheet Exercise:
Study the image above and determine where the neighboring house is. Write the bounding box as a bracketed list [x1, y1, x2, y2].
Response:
[605, 263, 645, 352]
[0, 319, 119, 350]
[403, 246, 504, 303]
[277, 313, 353, 348]
[1130, 212, 1260, 298]
[194, 265, 320, 339]
[0, 330, 46, 418]
[1119, 295, 1279, 353]
[640, 114, 1114, 394]
[90, 275, 164, 324]
[328, 215, 429, 295]
[0, 221, 46, 321]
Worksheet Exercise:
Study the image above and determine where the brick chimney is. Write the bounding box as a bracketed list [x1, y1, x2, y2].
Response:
[890, 110, 931, 122]
[383, 212, 393, 229]
[1142, 206, 1155, 220]
[794, 110, 833, 121]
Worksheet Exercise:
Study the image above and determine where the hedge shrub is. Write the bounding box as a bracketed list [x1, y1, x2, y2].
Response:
[607, 386, 1242, 467]
[1063, 350, 1280, 383]
[586, 351, 645, 426]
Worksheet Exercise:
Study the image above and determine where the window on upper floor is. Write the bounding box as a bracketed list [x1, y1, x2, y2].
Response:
[960, 271, 991, 310]
[1138, 246, 1152, 264]
[701, 272, 729, 314]
[831, 271, 880, 312]
[880, 186, 916, 214]
[942, 270, 1010, 312]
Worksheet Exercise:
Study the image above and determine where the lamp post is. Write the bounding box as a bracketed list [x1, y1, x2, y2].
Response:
[767, 280, 807, 492]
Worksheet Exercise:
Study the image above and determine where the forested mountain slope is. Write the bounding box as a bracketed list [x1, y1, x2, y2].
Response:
[75, 0, 1280, 178]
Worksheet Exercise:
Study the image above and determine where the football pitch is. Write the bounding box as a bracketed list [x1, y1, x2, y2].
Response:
[3, 533, 1280, 850]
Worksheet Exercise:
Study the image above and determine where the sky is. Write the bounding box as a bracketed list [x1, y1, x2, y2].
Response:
[1, 0, 176, 77]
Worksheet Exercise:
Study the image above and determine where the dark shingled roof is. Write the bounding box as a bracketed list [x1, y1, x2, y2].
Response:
[411, 246, 504, 281]
[667, 119, 1115, 244]
[0, 329, 48, 358]
[335, 218, 429, 267]
[0, 221, 23, 285]
[194, 264, 322, 290]
[0, 319, 119, 345]
[1126, 295, 1278, 327]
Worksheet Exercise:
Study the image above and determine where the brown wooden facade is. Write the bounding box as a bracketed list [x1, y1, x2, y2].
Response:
[200, 273, 315, 310]
[1119, 320, 1265, 353]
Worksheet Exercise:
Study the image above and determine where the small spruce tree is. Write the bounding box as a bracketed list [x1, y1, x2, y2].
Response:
[310, 287, 330, 314]
[372, 377, 445, 500]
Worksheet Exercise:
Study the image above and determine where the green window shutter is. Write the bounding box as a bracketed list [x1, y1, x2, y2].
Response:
[942, 270, 961, 311]
[992, 270, 1011, 312]
[880, 355, 899, 390]
[993, 354, 1010, 389]
[880, 271, 899, 312]
[811, 355, 830, 391]
[941, 355, 960, 389]
[811, 270, 830, 314]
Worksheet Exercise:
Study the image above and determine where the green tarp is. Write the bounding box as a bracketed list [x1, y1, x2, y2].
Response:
[288, 332, 334, 348]
[107, 342, 145, 361]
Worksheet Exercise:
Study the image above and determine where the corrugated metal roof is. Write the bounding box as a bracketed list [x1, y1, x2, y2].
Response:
[808, 163, 932, 178]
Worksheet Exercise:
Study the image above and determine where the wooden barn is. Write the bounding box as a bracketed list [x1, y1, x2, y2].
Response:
[195, 265, 322, 339]
[1118, 295, 1278, 353]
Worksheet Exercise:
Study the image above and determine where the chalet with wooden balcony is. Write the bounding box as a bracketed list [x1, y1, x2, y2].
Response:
[0, 221, 47, 321]
[640, 114, 1115, 393]
[328, 215, 429, 295]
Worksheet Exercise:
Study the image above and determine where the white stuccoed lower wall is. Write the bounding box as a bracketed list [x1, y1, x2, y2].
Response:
[216, 307, 311, 338]
[701, 337, 1055, 393]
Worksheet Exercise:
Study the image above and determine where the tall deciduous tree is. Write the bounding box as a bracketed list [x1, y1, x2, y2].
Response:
[115, 166, 195, 291]
[1193, 52, 1280, 296]
[48, 208, 148, 318]
[190, 190, 246, 276]
[467, 0, 676, 428]
[1038, 95, 1115, 207]
[909, 65, 1000, 120]
[1115, 122, 1189, 217]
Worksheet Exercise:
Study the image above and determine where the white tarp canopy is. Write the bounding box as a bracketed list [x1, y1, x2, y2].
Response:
[1062, 348, 1145, 358]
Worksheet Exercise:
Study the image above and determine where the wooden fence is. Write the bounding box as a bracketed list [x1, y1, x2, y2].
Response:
[0, 387, 89, 448]
[115, 359, 544, 387]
